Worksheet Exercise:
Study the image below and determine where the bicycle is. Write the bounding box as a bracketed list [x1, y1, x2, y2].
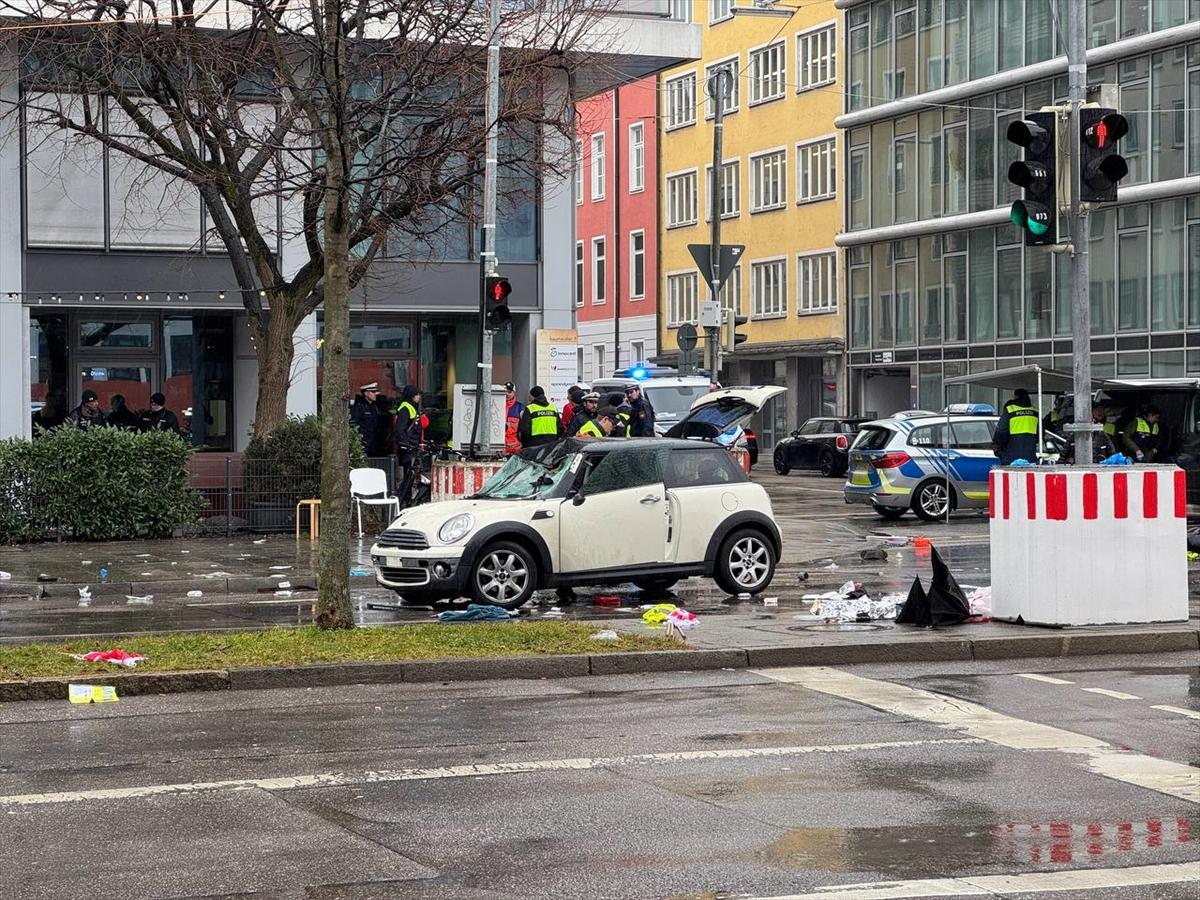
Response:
[395, 444, 467, 510]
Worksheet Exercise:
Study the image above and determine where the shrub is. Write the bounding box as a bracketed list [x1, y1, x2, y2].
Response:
[243, 416, 367, 513]
[0, 427, 205, 543]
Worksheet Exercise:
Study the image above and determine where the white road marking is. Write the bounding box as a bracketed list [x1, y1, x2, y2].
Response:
[1082, 687, 1142, 701]
[741, 861, 1200, 899]
[1152, 705, 1200, 721]
[1015, 673, 1074, 685]
[754, 667, 1200, 804]
[0, 737, 982, 808]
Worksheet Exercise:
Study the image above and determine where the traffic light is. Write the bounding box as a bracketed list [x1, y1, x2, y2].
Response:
[484, 275, 512, 330]
[722, 308, 748, 353]
[1006, 112, 1057, 246]
[1079, 107, 1128, 203]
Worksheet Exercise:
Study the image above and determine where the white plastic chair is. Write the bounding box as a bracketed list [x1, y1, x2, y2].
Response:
[350, 467, 401, 538]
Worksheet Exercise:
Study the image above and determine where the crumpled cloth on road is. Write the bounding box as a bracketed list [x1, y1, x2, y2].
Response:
[641, 603, 677, 626]
[802, 580, 902, 623]
[71, 649, 146, 668]
[666, 608, 699, 631]
[437, 604, 514, 622]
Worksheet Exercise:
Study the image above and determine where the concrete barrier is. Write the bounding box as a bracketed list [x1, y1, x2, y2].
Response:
[430, 459, 506, 502]
[732, 446, 751, 474]
[989, 465, 1188, 626]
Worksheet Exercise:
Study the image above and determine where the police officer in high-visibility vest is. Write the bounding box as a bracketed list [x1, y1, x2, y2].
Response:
[994, 389, 1039, 465]
[577, 406, 619, 439]
[518, 385, 563, 448]
[394, 385, 424, 484]
[1121, 404, 1162, 463]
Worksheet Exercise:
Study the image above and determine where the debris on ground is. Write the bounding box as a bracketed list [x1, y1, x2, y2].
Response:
[77, 586, 91, 601]
[641, 603, 677, 626]
[68, 684, 119, 704]
[896, 545, 971, 627]
[186, 590, 203, 598]
[665, 608, 699, 636]
[541, 606, 566, 618]
[590, 629, 619, 641]
[801, 578, 902, 623]
[762, 597, 779, 606]
[70, 648, 146, 668]
[594, 595, 621, 606]
[125, 595, 154, 606]
[1100, 453, 1132, 466]
[967, 586, 992, 618]
[0, 571, 11, 580]
[437, 604, 514, 622]
[37, 574, 57, 583]
[349, 568, 371, 576]
[860, 548, 888, 561]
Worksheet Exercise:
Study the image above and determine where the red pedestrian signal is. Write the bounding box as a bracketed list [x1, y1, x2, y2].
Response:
[1080, 108, 1128, 203]
[484, 276, 513, 330]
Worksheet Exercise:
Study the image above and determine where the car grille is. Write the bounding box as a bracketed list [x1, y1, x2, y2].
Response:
[376, 529, 429, 550]
[378, 566, 431, 585]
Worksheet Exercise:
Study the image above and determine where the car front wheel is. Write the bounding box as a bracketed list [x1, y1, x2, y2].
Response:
[714, 528, 776, 595]
[469, 541, 537, 609]
[773, 452, 791, 475]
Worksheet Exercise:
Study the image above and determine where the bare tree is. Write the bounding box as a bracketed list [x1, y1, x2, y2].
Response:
[7, 0, 609, 627]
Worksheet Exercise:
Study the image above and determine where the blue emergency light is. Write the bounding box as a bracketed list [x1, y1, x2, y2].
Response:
[942, 403, 996, 416]
[629, 366, 649, 380]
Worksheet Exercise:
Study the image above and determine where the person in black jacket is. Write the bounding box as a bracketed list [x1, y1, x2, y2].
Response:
[140, 393, 181, 436]
[350, 382, 383, 457]
[624, 383, 657, 437]
[107, 394, 142, 431]
[68, 390, 107, 430]
[567, 392, 600, 436]
[394, 385, 424, 482]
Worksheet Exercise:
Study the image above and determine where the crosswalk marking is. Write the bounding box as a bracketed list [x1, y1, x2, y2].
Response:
[1152, 705, 1200, 721]
[1081, 687, 1142, 700]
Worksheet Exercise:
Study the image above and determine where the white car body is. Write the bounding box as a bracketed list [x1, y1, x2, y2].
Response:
[371, 435, 781, 608]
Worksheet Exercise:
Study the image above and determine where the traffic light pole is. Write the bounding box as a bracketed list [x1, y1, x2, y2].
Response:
[1066, 0, 1094, 466]
[706, 68, 731, 383]
[470, 0, 501, 458]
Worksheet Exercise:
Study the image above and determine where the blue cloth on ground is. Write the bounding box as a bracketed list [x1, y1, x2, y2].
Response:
[438, 603, 513, 622]
[1100, 453, 1132, 466]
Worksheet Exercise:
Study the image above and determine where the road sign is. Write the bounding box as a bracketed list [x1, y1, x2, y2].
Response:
[688, 243, 745, 294]
[676, 322, 698, 351]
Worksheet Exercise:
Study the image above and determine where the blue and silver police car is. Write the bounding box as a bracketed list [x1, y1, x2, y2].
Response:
[843, 405, 1066, 521]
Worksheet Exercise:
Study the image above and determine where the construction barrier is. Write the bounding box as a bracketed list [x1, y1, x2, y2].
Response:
[988, 465, 1188, 626]
[430, 459, 506, 503]
[732, 446, 751, 474]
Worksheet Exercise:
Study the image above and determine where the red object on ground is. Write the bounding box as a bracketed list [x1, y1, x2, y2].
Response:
[594, 595, 621, 607]
[80, 649, 146, 667]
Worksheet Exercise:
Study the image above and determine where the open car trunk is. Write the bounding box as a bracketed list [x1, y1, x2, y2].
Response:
[665, 386, 787, 442]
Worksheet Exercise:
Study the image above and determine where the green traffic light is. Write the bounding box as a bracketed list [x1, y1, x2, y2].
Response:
[1010, 201, 1049, 235]
[1027, 218, 1049, 236]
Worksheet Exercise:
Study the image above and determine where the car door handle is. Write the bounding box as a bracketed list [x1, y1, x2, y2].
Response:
[640, 494, 661, 504]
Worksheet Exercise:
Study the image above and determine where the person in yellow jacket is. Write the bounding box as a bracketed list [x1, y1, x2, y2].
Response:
[1121, 404, 1162, 463]
[518, 385, 564, 448]
[994, 389, 1039, 465]
[577, 406, 620, 439]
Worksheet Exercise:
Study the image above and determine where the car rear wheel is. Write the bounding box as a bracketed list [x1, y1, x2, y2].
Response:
[633, 577, 679, 594]
[912, 480, 954, 521]
[468, 541, 537, 609]
[773, 451, 790, 475]
[714, 528, 776, 595]
[818, 449, 839, 477]
[873, 505, 906, 520]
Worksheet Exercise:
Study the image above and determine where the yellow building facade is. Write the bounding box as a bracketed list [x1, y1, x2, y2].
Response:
[657, 0, 843, 447]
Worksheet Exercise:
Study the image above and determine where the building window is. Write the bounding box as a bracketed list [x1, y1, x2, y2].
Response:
[630, 230, 646, 298]
[709, 264, 742, 316]
[665, 72, 697, 130]
[667, 0, 691, 23]
[796, 137, 836, 203]
[797, 252, 837, 314]
[628, 122, 645, 192]
[749, 40, 786, 105]
[590, 133, 605, 200]
[573, 139, 582, 205]
[705, 160, 740, 221]
[593, 344, 606, 381]
[630, 340, 646, 364]
[575, 241, 584, 307]
[667, 272, 699, 327]
[797, 23, 836, 91]
[751, 258, 787, 319]
[704, 57, 740, 119]
[710, 0, 733, 23]
[592, 237, 606, 304]
[749, 149, 786, 213]
[666, 170, 698, 228]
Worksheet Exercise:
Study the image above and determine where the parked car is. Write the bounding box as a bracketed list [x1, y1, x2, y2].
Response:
[773, 417, 869, 477]
[371, 437, 781, 608]
[843, 411, 1068, 521]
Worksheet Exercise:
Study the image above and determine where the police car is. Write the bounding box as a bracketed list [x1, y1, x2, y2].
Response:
[592, 366, 713, 436]
[843, 405, 1068, 521]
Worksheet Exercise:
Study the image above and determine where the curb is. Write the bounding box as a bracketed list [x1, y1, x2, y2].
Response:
[2, 627, 1196, 702]
[0, 574, 374, 600]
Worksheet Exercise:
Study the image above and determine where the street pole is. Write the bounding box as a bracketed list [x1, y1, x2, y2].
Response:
[706, 68, 731, 382]
[1067, 0, 1093, 466]
[471, 0, 501, 458]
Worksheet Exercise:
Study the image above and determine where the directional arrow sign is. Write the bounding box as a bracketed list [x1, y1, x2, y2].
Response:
[688, 243, 745, 295]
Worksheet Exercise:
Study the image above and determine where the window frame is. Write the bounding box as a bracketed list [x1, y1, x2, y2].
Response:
[665, 168, 699, 229]
[591, 236, 606, 305]
[629, 229, 646, 299]
[709, 0, 734, 25]
[796, 250, 838, 316]
[704, 55, 741, 119]
[704, 157, 741, 222]
[573, 139, 583, 206]
[628, 122, 645, 193]
[796, 134, 837, 204]
[592, 344, 606, 383]
[750, 255, 788, 321]
[590, 133, 605, 201]
[796, 21, 837, 93]
[748, 39, 787, 106]
[630, 339, 646, 364]
[749, 146, 788, 214]
[665, 70, 698, 132]
[574, 240, 584, 307]
[666, 270, 699, 328]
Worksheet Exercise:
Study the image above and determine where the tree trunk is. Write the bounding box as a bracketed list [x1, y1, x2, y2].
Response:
[250, 311, 297, 441]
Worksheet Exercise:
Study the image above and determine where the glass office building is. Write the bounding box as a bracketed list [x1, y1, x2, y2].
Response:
[836, 0, 1199, 415]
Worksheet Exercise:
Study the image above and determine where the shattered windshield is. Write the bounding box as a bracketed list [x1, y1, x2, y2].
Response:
[475, 452, 578, 500]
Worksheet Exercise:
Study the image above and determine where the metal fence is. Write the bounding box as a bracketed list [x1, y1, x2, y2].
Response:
[187, 454, 399, 535]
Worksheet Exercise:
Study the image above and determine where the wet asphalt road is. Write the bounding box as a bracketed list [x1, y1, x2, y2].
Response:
[1, 652, 1197, 899]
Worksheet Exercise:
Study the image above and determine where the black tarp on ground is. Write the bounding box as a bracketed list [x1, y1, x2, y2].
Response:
[896, 545, 972, 627]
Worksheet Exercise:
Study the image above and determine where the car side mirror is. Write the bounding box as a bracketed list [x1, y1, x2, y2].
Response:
[571, 492, 586, 506]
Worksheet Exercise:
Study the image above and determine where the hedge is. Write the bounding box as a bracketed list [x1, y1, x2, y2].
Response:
[0, 426, 205, 543]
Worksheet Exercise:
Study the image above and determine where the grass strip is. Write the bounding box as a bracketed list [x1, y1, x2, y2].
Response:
[0, 623, 685, 680]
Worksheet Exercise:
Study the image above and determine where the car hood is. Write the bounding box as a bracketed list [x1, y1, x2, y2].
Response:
[665, 386, 786, 440]
[376, 498, 548, 546]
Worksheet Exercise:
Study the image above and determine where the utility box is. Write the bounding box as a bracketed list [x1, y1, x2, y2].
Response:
[989, 466, 1188, 626]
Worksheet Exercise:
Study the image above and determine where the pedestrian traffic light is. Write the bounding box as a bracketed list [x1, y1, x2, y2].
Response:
[485, 276, 512, 330]
[1006, 112, 1057, 246]
[722, 308, 748, 353]
[1079, 107, 1128, 203]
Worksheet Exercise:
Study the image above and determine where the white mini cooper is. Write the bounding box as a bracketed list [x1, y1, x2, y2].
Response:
[370, 434, 781, 609]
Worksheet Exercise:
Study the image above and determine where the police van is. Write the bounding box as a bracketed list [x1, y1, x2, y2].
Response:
[591, 366, 713, 437]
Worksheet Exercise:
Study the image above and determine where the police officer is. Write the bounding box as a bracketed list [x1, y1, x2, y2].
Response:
[578, 406, 619, 439]
[394, 385, 423, 482]
[604, 391, 630, 437]
[994, 389, 1038, 465]
[350, 382, 383, 457]
[519, 386, 563, 448]
[1121, 404, 1162, 463]
[141, 393, 181, 435]
[68, 390, 107, 429]
[567, 392, 600, 436]
[624, 383, 657, 437]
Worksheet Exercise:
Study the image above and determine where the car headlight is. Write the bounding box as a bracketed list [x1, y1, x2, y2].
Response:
[438, 513, 475, 545]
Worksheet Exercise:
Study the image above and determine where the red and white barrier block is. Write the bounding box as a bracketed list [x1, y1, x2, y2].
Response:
[430, 460, 506, 503]
[989, 465, 1188, 626]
